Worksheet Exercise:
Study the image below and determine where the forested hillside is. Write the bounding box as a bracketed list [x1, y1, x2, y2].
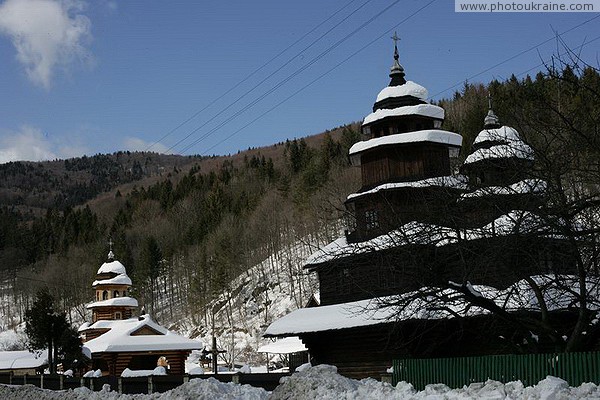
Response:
[0, 62, 598, 361]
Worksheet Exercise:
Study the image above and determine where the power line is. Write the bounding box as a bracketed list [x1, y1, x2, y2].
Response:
[144, 0, 367, 152]
[178, 0, 405, 155]
[200, 0, 439, 155]
[162, 0, 377, 154]
[427, 14, 600, 100]
[201, 9, 598, 156]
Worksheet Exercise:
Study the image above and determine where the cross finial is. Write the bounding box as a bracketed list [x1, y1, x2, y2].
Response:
[484, 91, 500, 128]
[107, 238, 115, 260]
[391, 32, 400, 61]
[391, 31, 400, 47]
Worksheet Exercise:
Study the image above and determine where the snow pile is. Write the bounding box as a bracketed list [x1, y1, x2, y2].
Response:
[83, 369, 102, 378]
[270, 364, 600, 400]
[0, 376, 269, 399]
[0, 366, 600, 399]
[120, 366, 166, 377]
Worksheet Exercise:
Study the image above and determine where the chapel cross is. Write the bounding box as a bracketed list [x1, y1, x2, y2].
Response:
[391, 31, 401, 47]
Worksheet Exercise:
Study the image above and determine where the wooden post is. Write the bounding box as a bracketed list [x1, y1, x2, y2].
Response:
[59, 374, 64, 390]
[118, 377, 122, 394]
[23, 373, 27, 385]
[232, 373, 240, 384]
[8, 371, 12, 385]
[212, 336, 218, 375]
[147, 376, 153, 394]
[40, 374, 44, 389]
[183, 375, 189, 383]
[89, 377, 93, 390]
[80, 377, 84, 388]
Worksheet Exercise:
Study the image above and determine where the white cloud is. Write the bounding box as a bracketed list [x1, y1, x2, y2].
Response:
[0, 125, 91, 163]
[122, 136, 174, 154]
[0, 126, 57, 163]
[0, 0, 92, 89]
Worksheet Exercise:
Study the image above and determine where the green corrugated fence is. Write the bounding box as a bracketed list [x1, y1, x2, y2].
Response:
[393, 352, 600, 390]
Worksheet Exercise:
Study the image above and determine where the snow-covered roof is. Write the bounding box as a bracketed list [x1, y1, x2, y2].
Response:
[86, 297, 138, 309]
[0, 350, 47, 370]
[347, 175, 468, 200]
[258, 337, 307, 354]
[264, 298, 391, 336]
[92, 274, 132, 287]
[464, 143, 534, 165]
[349, 129, 462, 159]
[97, 260, 127, 275]
[363, 104, 444, 125]
[306, 210, 551, 265]
[465, 126, 534, 165]
[473, 126, 522, 146]
[82, 315, 202, 357]
[460, 179, 547, 200]
[375, 81, 428, 102]
[265, 275, 600, 336]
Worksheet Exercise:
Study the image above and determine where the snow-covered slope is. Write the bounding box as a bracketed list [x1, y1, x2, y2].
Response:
[172, 238, 320, 367]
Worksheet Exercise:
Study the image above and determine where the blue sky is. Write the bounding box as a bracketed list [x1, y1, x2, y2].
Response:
[0, 0, 598, 162]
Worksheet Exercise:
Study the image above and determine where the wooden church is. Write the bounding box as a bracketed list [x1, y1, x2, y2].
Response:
[265, 37, 580, 379]
[78, 248, 202, 376]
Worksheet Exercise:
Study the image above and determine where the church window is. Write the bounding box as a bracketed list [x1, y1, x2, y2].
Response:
[102, 290, 108, 300]
[115, 312, 122, 320]
[114, 290, 120, 298]
[365, 210, 379, 230]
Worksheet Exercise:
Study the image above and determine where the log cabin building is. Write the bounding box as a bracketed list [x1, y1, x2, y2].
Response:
[78, 250, 202, 376]
[265, 39, 580, 379]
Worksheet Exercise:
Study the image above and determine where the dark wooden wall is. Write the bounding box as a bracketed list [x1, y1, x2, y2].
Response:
[360, 144, 451, 189]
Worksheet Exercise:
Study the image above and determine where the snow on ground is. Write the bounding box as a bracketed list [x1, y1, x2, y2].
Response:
[2, 364, 600, 399]
[175, 238, 321, 369]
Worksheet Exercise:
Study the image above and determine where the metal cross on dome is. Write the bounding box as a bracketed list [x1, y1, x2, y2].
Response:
[107, 238, 115, 260]
[391, 31, 400, 47]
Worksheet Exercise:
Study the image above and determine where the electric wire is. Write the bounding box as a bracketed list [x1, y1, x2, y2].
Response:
[178, 0, 406, 155]
[144, 0, 366, 152]
[201, 14, 599, 154]
[428, 14, 600, 99]
[163, 0, 378, 154]
[199, 0, 439, 155]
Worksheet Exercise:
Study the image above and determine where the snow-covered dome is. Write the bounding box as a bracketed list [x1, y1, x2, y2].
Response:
[375, 80, 428, 103]
[97, 260, 127, 275]
[473, 126, 522, 147]
[465, 126, 533, 165]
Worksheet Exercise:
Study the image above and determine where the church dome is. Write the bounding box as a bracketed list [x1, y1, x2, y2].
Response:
[375, 80, 428, 103]
[97, 259, 127, 275]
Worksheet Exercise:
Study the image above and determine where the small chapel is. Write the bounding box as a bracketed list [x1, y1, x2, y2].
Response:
[78, 247, 202, 376]
[265, 36, 579, 379]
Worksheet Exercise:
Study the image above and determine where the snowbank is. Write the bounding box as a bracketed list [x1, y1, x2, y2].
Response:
[0, 365, 600, 399]
[0, 376, 269, 399]
[270, 364, 600, 400]
[120, 366, 166, 377]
